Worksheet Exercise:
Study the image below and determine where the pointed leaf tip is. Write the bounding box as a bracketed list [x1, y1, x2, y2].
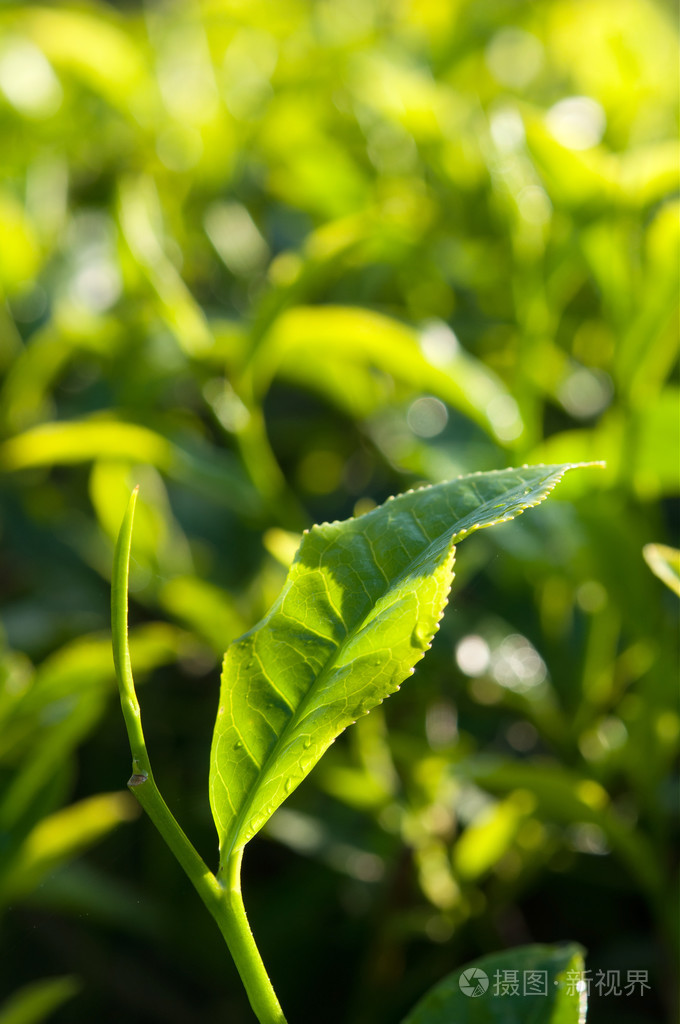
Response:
[209, 464, 593, 864]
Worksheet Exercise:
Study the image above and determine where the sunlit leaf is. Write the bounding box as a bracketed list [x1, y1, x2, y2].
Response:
[0, 792, 138, 906]
[13, 5, 149, 111]
[249, 305, 523, 443]
[0, 416, 260, 514]
[210, 464, 592, 862]
[453, 792, 533, 881]
[0, 190, 41, 292]
[159, 576, 247, 653]
[643, 544, 680, 597]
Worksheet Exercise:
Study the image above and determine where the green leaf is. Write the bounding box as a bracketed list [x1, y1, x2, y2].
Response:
[250, 305, 523, 443]
[0, 416, 260, 515]
[401, 943, 586, 1024]
[0, 976, 80, 1024]
[454, 756, 662, 900]
[0, 792, 138, 906]
[117, 176, 215, 357]
[643, 543, 680, 596]
[210, 463, 596, 864]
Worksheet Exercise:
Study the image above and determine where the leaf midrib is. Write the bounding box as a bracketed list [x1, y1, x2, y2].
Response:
[217, 466, 572, 864]
[218, 521, 457, 864]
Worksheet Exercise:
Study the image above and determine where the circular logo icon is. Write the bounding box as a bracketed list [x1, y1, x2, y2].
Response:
[459, 967, 489, 998]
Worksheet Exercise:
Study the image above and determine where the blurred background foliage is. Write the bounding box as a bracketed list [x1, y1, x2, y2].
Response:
[0, 0, 677, 1022]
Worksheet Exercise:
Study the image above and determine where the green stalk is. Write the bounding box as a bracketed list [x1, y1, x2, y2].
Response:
[111, 488, 287, 1024]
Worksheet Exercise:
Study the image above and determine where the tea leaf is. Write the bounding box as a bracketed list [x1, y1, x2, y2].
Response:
[401, 943, 586, 1024]
[210, 464, 595, 863]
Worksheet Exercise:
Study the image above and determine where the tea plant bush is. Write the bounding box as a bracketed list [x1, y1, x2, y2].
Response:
[0, 0, 677, 1022]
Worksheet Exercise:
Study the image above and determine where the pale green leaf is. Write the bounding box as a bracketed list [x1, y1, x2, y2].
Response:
[453, 792, 532, 881]
[0, 792, 138, 906]
[643, 543, 680, 596]
[210, 464, 595, 864]
[11, 6, 149, 111]
[401, 944, 586, 1024]
[0, 416, 260, 514]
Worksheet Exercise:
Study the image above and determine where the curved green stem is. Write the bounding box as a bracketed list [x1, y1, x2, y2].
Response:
[111, 488, 288, 1024]
[216, 849, 288, 1024]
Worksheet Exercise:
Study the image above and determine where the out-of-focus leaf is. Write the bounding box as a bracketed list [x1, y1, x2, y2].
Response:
[24, 624, 192, 711]
[524, 118, 616, 209]
[11, 6, 149, 112]
[0, 976, 80, 1024]
[531, 398, 680, 500]
[456, 756, 661, 898]
[0, 625, 193, 830]
[0, 698, 101, 834]
[1, 417, 171, 468]
[159, 575, 247, 653]
[0, 417, 260, 514]
[614, 204, 679, 403]
[619, 140, 680, 206]
[0, 318, 122, 432]
[118, 176, 214, 356]
[349, 53, 463, 143]
[453, 792, 534, 881]
[0, 792, 138, 906]
[643, 544, 680, 597]
[262, 528, 303, 568]
[631, 389, 680, 497]
[456, 756, 605, 823]
[0, 191, 41, 292]
[249, 306, 523, 443]
[89, 461, 193, 576]
[401, 944, 586, 1024]
[210, 464, 590, 861]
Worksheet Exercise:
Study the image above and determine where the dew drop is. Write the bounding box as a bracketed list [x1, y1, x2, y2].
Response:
[303, 737, 312, 749]
[233, 740, 243, 750]
[284, 778, 294, 793]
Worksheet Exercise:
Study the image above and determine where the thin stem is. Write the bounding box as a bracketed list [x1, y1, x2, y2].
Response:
[111, 488, 288, 1024]
[111, 487, 148, 772]
[127, 777, 287, 1024]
